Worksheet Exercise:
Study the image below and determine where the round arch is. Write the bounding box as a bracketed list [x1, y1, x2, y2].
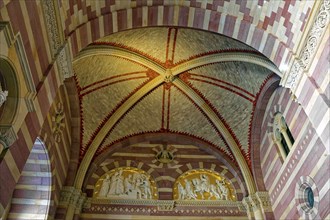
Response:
[250, 75, 280, 191]
[84, 132, 248, 197]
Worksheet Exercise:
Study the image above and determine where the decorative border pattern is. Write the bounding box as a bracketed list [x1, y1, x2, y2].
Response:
[283, 0, 329, 91]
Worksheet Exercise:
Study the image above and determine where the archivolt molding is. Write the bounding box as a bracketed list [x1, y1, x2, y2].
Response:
[171, 53, 281, 77]
[77, 46, 280, 79]
[75, 45, 166, 75]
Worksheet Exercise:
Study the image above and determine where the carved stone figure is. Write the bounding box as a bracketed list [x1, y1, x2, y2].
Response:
[216, 179, 229, 200]
[177, 182, 186, 200]
[209, 184, 221, 200]
[140, 174, 152, 199]
[98, 175, 110, 197]
[115, 170, 124, 195]
[192, 174, 210, 200]
[107, 171, 119, 196]
[134, 174, 143, 199]
[124, 174, 133, 194]
[184, 179, 197, 200]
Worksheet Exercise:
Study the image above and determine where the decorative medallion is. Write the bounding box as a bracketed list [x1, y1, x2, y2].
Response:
[156, 149, 174, 164]
[94, 167, 158, 200]
[173, 169, 236, 201]
[164, 69, 174, 83]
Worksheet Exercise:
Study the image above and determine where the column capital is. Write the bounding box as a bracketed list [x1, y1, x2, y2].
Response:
[59, 186, 87, 214]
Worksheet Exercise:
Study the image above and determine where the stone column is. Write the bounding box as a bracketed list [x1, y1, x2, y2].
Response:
[273, 130, 287, 160]
[280, 128, 293, 149]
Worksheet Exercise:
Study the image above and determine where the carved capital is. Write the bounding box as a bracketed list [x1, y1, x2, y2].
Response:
[242, 197, 253, 213]
[59, 186, 75, 206]
[59, 186, 87, 213]
[242, 192, 273, 216]
[255, 191, 273, 212]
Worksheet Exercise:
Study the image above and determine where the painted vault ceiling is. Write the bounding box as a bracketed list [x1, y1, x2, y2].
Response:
[73, 27, 275, 168]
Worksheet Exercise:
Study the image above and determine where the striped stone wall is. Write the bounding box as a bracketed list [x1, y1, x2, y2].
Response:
[0, 1, 73, 218]
[294, 32, 329, 151]
[0, 1, 53, 87]
[259, 87, 329, 220]
[58, 0, 315, 69]
[0, 85, 72, 219]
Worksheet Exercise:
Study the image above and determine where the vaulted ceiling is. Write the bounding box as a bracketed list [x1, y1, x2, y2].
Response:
[72, 27, 279, 190]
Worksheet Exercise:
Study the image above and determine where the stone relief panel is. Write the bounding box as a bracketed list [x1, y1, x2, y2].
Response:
[173, 169, 236, 201]
[93, 167, 158, 200]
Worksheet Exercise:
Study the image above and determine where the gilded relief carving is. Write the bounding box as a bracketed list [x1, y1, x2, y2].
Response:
[94, 167, 158, 200]
[173, 169, 236, 201]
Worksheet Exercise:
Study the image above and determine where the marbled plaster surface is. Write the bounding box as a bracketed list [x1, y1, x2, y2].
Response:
[188, 80, 252, 153]
[173, 29, 254, 64]
[98, 86, 163, 154]
[169, 86, 229, 154]
[74, 55, 147, 88]
[189, 62, 271, 95]
[96, 28, 168, 63]
[82, 78, 148, 147]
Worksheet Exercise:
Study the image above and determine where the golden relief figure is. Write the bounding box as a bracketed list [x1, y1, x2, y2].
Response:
[93, 167, 158, 200]
[173, 169, 236, 201]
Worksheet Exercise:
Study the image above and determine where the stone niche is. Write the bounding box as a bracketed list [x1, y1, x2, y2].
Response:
[0, 21, 36, 156]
